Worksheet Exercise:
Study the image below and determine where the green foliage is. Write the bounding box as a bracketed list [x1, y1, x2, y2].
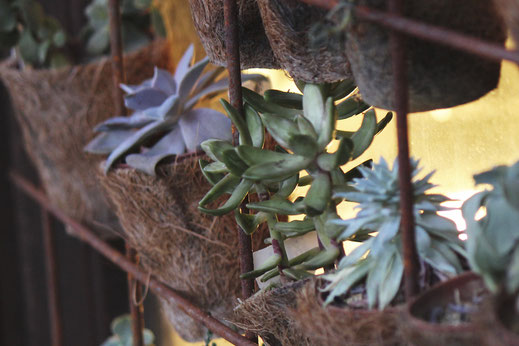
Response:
[199, 79, 392, 283]
[83, 0, 165, 56]
[322, 158, 465, 310]
[101, 314, 154, 346]
[0, 0, 69, 67]
[85, 45, 266, 175]
[462, 161, 519, 295]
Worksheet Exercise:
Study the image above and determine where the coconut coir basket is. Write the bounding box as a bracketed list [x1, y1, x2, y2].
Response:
[232, 279, 311, 346]
[257, 0, 352, 83]
[188, 0, 278, 69]
[293, 279, 403, 346]
[347, 0, 506, 112]
[0, 41, 169, 237]
[99, 154, 268, 342]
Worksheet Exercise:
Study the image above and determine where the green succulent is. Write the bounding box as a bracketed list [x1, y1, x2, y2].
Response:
[0, 0, 69, 67]
[462, 161, 519, 295]
[83, 0, 165, 57]
[322, 158, 466, 310]
[101, 314, 154, 346]
[85, 45, 266, 175]
[199, 80, 392, 282]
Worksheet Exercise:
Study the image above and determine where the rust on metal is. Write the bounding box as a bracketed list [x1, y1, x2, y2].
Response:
[223, 0, 256, 308]
[387, 0, 420, 299]
[298, 0, 519, 64]
[108, 0, 126, 115]
[10, 173, 257, 346]
[42, 210, 64, 346]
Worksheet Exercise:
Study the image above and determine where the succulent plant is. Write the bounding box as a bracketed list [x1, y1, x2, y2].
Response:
[322, 158, 466, 310]
[83, 0, 165, 56]
[85, 44, 266, 175]
[462, 161, 519, 295]
[101, 314, 154, 346]
[199, 79, 393, 282]
[0, 0, 69, 67]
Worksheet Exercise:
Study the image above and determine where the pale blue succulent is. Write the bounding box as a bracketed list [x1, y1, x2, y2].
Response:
[85, 44, 266, 175]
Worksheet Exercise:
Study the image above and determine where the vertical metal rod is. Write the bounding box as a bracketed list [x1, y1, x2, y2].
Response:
[41, 209, 64, 346]
[223, 0, 255, 302]
[108, 0, 126, 116]
[388, 0, 420, 299]
[108, 1, 144, 344]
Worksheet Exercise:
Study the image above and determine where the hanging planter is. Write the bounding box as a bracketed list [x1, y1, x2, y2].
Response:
[402, 273, 490, 346]
[99, 156, 268, 341]
[0, 41, 169, 236]
[346, 0, 506, 112]
[293, 279, 403, 346]
[232, 280, 311, 346]
[493, 0, 519, 46]
[256, 0, 352, 82]
[188, 0, 279, 69]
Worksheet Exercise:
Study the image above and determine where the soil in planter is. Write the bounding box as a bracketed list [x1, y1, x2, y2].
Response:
[294, 279, 403, 346]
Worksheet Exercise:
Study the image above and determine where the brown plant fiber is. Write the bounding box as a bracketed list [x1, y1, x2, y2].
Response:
[347, 0, 506, 112]
[293, 280, 404, 346]
[0, 41, 169, 237]
[494, 0, 519, 46]
[257, 0, 352, 83]
[188, 0, 279, 69]
[99, 156, 267, 342]
[232, 280, 311, 346]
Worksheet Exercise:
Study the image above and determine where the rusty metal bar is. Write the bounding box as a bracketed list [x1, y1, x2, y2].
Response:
[299, 0, 519, 65]
[108, 0, 126, 116]
[10, 173, 257, 346]
[108, 1, 143, 344]
[223, 0, 256, 313]
[41, 210, 64, 346]
[388, 0, 419, 298]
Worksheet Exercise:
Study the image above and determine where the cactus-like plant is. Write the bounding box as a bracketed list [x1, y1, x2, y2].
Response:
[101, 314, 154, 346]
[85, 45, 266, 175]
[462, 161, 519, 295]
[0, 0, 69, 67]
[199, 80, 393, 282]
[322, 158, 466, 309]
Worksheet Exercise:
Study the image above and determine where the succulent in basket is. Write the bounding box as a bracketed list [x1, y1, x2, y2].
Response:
[0, 0, 69, 67]
[85, 44, 266, 175]
[322, 158, 466, 310]
[199, 79, 393, 282]
[462, 161, 519, 296]
[101, 314, 154, 346]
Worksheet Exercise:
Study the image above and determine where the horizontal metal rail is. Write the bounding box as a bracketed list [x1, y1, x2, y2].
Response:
[9, 172, 257, 346]
[299, 0, 519, 64]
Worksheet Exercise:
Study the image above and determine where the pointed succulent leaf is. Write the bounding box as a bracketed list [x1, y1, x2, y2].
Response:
[366, 244, 394, 308]
[330, 79, 356, 100]
[198, 173, 242, 206]
[142, 94, 179, 119]
[84, 130, 134, 154]
[378, 250, 403, 309]
[94, 113, 155, 131]
[173, 43, 194, 86]
[202, 161, 228, 174]
[177, 57, 210, 102]
[240, 253, 282, 279]
[276, 174, 299, 198]
[236, 146, 293, 166]
[199, 159, 225, 186]
[125, 126, 185, 175]
[337, 98, 370, 120]
[243, 155, 311, 182]
[264, 89, 303, 109]
[178, 108, 232, 153]
[323, 259, 372, 305]
[235, 211, 268, 235]
[288, 134, 318, 157]
[260, 113, 300, 148]
[124, 88, 168, 111]
[273, 219, 315, 235]
[242, 87, 301, 117]
[296, 247, 340, 270]
[282, 268, 313, 281]
[244, 103, 264, 148]
[151, 67, 176, 94]
[303, 84, 326, 134]
[304, 173, 331, 216]
[247, 198, 301, 215]
[317, 97, 336, 150]
[295, 114, 318, 139]
[351, 109, 377, 159]
[220, 99, 252, 146]
[120, 78, 152, 94]
[220, 149, 249, 176]
[104, 119, 174, 173]
[199, 178, 253, 216]
[376, 112, 393, 134]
